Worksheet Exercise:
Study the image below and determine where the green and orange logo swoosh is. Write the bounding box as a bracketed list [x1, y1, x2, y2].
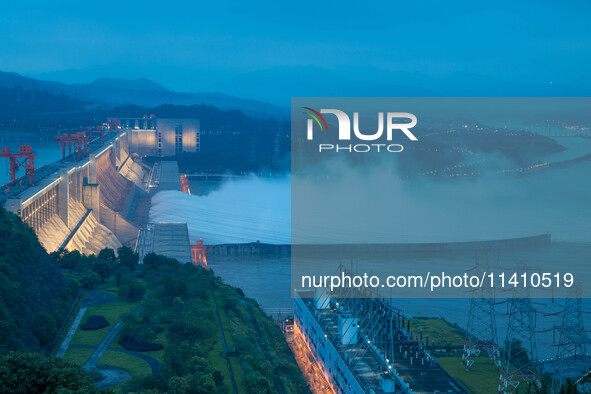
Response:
[303, 107, 328, 131]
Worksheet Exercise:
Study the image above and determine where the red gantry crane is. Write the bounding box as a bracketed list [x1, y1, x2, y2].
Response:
[191, 240, 209, 268]
[0, 145, 36, 185]
[73, 132, 89, 159]
[180, 174, 191, 194]
[104, 118, 121, 134]
[87, 125, 106, 145]
[55, 132, 89, 161]
[55, 133, 72, 160]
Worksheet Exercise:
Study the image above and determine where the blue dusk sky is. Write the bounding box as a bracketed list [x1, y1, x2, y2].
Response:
[1, 0, 590, 101]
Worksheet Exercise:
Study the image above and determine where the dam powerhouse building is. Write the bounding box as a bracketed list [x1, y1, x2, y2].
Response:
[119, 116, 200, 156]
[294, 288, 465, 393]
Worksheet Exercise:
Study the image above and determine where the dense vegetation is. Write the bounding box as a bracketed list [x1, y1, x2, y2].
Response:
[0, 352, 100, 394]
[0, 85, 87, 117]
[52, 246, 142, 295]
[52, 246, 306, 393]
[0, 203, 305, 392]
[0, 207, 101, 391]
[119, 253, 306, 394]
[0, 207, 77, 353]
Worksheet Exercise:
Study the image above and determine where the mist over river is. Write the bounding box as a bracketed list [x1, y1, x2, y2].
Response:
[149, 175, 290, 244]
[150, 159, 591, 246]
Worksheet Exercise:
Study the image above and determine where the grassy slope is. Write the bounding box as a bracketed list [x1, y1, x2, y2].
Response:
[409, 317, 500, 394]
[98, 350, 152, 376]
[214, 295, 245, 391]
[439, 356, 500, 394]
[63, 348, 94, 365]
[408, 317, 465, 348]
[69, 299, 141, 347]
[61, 276, 250, 393]
[57, 277, 147, 391]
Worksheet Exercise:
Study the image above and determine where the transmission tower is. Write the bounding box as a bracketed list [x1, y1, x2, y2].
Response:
[499, 293, 541, 393]
[463, 252, 502, 372]
[552, 283, 590, 391]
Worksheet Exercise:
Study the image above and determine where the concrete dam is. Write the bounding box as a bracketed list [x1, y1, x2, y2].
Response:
[2, 131, 157, 256]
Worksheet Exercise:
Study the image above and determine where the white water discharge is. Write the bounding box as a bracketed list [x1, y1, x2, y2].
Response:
[149, 175, 290, 244]
[150, 158, 591, 246]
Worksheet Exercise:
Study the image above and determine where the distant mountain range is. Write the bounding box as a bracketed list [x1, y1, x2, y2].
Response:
[31, 64, 591, 108]
[3, 66, 590, 123]
[0, 84, 87, 118]
[204, 65, 591, 105]
[0, 71, 288, 119]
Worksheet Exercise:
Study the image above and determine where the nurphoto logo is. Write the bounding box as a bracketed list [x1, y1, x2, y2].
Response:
[303, 107, 418, 153]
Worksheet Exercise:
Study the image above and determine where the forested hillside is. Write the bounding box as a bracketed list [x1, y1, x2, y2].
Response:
[0, 206, 78, 352]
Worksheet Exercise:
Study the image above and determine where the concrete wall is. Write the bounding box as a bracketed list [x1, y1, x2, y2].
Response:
[207, 242, 291, 256]
[122, 117, 200, 156]
[119, 154, 149, 189]
[35, 213, 71, 252]
[156, 118, 199, 155]
[129, 129, 158, 156]
[292, 234, 552, 258]
[151, 222, 192, 264]
[99, 203, 140, 246]
[154, 161, 181, 191]
[205, 235, 551, 256]
[82, 183, 100, 218]
[5, 130, 150, 255]
[96, 150, 132, 213]
[64, 210, 121, 255]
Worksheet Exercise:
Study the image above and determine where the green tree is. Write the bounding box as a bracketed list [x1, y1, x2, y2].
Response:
[61, 277, 80, 301]
[49, 250, 61, 262]
[80, 270, 101, 289]
[31, 313, 57, 347]
[115, 265, 134, 287]
[250, 378, 272, 394]
[163, 278, 188, 299]
[213, 370, 224, 387]
[0, 352, 100, 393]
[168, 376, 190, 394]
[92, 259, 114, 282]
[97, 248, 116, 263]
[143, 252, 168, 269]
[57, 250, 82, 270]
[119, 279, 146, 301]
[188, 373, 216, 394]
[117, 246, 139, 271]
[187, 356, 208, 374]
[172, 297, 185, 312]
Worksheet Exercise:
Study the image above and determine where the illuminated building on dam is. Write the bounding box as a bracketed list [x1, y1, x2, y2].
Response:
[119, 115, 200, 156]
